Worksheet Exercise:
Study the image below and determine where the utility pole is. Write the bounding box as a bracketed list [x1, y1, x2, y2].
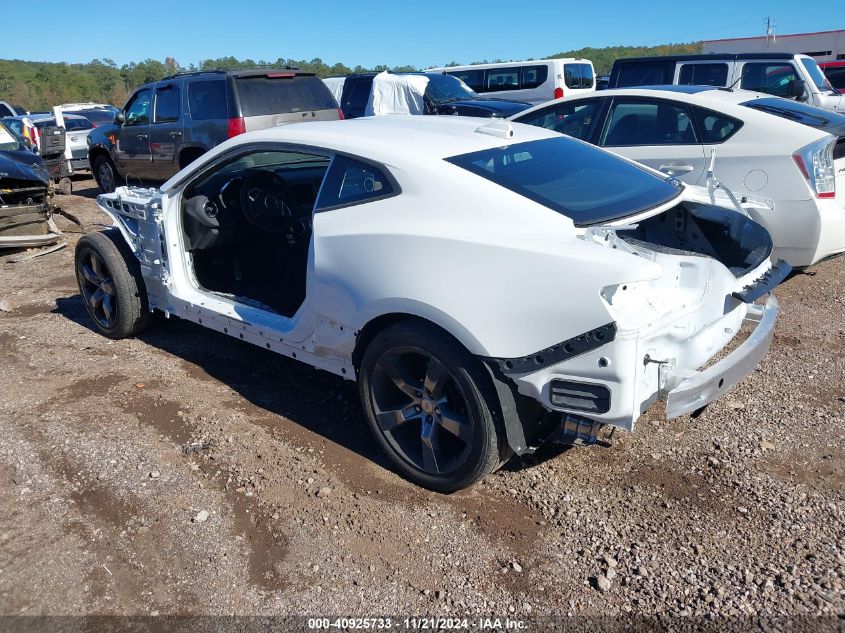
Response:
[765, 16, 776, 43]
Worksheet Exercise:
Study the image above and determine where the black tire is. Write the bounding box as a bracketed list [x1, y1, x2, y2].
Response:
[74, 230, 150, 339]
[358, 320, 506, 493]
[93, 154, 117, 193]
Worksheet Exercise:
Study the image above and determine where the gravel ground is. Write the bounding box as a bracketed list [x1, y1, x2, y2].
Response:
[0, 178, 843, 630]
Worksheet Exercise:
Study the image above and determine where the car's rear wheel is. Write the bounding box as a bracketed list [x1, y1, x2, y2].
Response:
[358, 320, 506, 492]
[93, 154, 117, 193]
[75, 230, 150, 339]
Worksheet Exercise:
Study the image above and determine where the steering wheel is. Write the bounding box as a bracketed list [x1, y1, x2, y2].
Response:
[239, 170, 293, 234]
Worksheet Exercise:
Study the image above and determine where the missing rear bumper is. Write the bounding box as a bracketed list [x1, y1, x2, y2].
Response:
[662, 294, 778, 419]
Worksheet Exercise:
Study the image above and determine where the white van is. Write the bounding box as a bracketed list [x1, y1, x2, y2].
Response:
[429, 59, 596, 104]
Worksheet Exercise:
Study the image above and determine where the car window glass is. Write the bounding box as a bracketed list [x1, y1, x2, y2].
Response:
[522, 65, 549, 89]
[692, 106, 743, 143]
[826, 68, 845, 90]
[188, 80, 228, 120]
[678, 63, 728, 86]
[800, 58, 833, 91]
[346, 81, 372, 111]
[517, 99, 601, 140]
[236, 75, 337, 116]
[602, 99, 696, 146]
[316, 155, 395, 209]
[155, 84, 181, 123]
[124, 89, 152, 126]
[0, 122, 21, 151]
[740, 63, 799, 97]
[564, 64, 594, 89]
[448, 69, 484, 92]
[616, 63, 671, 87]
[486, 68, 519, 91]
[446, 137, 681, 226]
[64, 118, 93, 131]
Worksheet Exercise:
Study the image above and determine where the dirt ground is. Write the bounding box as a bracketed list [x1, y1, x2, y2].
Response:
[0, 177, 843, 629]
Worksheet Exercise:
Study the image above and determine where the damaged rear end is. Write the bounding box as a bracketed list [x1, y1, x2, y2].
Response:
[510, 195, 787, 445]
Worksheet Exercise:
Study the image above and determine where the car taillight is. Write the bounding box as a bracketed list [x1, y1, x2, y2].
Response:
[793, 137, 836, 199]
[554, 87, 564, 99]
[337, 108, 345, 120]
[227, 117, 246, 138]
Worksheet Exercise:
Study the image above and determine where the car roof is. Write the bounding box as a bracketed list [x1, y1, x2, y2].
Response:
[613, 53, 797, 64]
[162, 116, 559, 192]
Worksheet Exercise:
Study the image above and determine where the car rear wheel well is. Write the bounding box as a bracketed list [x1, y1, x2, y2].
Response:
[353, 313, 460, 372]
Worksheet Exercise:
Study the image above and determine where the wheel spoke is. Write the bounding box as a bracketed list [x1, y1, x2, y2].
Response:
[101, 293, 114, 323]
[420, 417, 441, 474]
[376, 403, 421, 432]
[423, 356, 449, 399]
[89, 288, 104, 310]
[438, 406, 471, 443]
[90, 253, 103, 278]
[380, 355, 422, 398]
[80, 263, 101, 285]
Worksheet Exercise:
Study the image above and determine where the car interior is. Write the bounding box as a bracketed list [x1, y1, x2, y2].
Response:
[181, 149, 331, 317]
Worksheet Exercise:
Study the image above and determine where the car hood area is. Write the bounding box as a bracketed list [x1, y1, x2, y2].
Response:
[0, 149, 61, 249]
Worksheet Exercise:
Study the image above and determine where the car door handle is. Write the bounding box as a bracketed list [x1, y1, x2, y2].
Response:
[169, 131, 182, 137]
[659, 163, 695, 175]
[137, 134, 148, 140]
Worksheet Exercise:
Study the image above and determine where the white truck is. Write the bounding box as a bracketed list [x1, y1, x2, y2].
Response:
[608, 53, 844, 112]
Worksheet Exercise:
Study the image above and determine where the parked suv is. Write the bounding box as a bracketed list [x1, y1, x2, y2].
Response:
[608, 53, 844, 112]
[88, 69, 341, 193]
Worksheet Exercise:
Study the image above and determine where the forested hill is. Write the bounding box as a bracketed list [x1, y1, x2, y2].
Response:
[0, 42, 702, 111]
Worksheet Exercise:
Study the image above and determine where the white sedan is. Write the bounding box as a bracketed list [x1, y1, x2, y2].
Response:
[75, 117, 785, 491]
[511, 86, 845, 267]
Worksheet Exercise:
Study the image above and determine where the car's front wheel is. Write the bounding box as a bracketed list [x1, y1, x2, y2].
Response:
[358, 320, 507, 492]
[75, 230, 150, 339]
[93, 154, 117, 193]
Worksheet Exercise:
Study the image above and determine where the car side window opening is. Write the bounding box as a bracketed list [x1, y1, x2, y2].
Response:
[616, 63, 671, 87]
[740, 63, 799, 97]
[486, 68, 520, 91]
[124, 89, 152, 126]
[678, 63, 728, 87]
[692, 107, 743, 143]
[187, 80, 229, 120]
[518, 100, 601, 140]
[154, 84, 181, 123]
[826, 68, 845, 90]
[449, 69, 484, 92]
[601, 99, 697, 146]
[522, 65, 549, 89]
[316, 155, 395, 209]
[182, 148, 332, 317]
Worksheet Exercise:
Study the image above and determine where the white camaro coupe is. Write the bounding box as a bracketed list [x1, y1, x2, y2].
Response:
[76, 117, 786, 491]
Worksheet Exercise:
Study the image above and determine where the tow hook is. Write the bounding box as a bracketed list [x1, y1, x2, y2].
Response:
[644, 354, 670, 367]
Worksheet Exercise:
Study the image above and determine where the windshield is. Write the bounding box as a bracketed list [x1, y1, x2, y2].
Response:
[740, 97, 845, 129]
[423, 74, 479, 104]
[446, 137, 681, 225]
[800, 57, 835, 92]
[0, 121, 22, 151]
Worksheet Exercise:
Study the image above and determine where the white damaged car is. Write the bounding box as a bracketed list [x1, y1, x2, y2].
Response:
[75, 117, 788, 491]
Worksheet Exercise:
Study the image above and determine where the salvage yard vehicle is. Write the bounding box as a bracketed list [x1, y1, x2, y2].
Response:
[430, 58, 596, 104]
[608, 53, 844, 112]
[0, 121, 61, 248]
[76, 117, 786, 491]
[327, 72, 531, 119]
[512, 86, 845, 267]
[88, 69, 341, 194]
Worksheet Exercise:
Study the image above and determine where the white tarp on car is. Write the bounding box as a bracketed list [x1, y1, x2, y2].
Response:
[365, 72, 429, 116]
[322, 77, 346, 106]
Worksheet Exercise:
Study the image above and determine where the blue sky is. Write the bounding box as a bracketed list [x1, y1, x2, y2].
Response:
[2, 1, 841, 68]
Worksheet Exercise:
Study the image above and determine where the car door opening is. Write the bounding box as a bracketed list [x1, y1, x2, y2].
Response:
[181, 149, 330, 317]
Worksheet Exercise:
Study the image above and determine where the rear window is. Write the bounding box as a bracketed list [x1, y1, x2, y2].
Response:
[0, 122, 22, 150]
[740, 97, 845, 129]
[67, 109, 115, 125]
[564, 63, 594, 89]
[678, 63, 728, 87]
[739, 63, 799, 97]
[445, 137, 681, 226]
[692, 107, 742, 143]
[188, 80, 229, 120]
[34, 118, 92, 131]
[615, 63, 672, 87]
[236, 75, 337, 116]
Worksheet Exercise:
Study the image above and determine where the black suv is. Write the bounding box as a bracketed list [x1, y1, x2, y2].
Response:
[88, 69, 340, 193]
[335, 72, 531, 119]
